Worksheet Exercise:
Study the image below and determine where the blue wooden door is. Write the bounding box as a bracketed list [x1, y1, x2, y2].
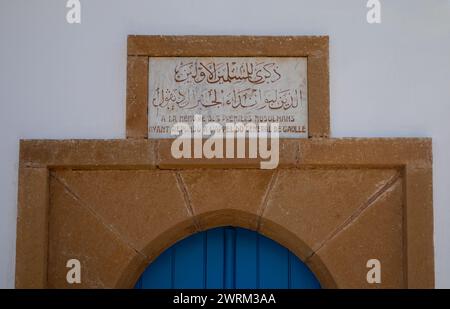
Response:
[135, 227, 320, 289]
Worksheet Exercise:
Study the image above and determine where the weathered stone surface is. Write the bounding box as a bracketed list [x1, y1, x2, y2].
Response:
[126, 56, 149, 139]
[259, 168, 399, 260]
[404, 167, 434, 288]
[128, 35, 329, 57]
[179, 169, 275, 230]
[20, 139, 157, 168]
[48, 178, 146, 288]
[15, 168, 49, 288]
[308, 180, 404, 288]
[51, 170, 196, 261]
[15, 137, 434, 289]
[19, 138, 431, 169]
[298, 138, 432, 168]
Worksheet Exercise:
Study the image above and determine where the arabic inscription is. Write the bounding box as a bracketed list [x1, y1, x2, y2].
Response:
[148, 57, 308, 138]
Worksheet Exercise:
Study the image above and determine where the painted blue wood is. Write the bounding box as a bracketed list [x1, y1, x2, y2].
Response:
[235, 228, 258, 288]
[223, 227, 235, 288]
[205, 228, 224, 288]
[289, 252, 322, 289]
[173, 232, 205, 288]
[139, 248, 172, 288]
[258, 234, 289, 288]
[135, 227, 321, 289]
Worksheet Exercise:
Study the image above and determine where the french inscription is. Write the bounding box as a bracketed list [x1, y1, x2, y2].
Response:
[148, 57, 308, 138]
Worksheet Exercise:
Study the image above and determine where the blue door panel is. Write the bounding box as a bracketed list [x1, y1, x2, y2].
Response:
[137, 248, 173, 288]
[235, 228, 258, 288]
[135, 227, 321, 289]
[173, 232, 205, 288]
[258, 235, 289, 288]
[223, 228, 235, 288]
[205, 228, 224, 288]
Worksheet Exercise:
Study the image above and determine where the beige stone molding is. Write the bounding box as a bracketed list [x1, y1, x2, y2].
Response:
[15, 138, 434, 288]
[126, 35, 330, 139]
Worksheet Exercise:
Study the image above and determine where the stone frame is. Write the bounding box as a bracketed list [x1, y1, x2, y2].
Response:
[126, 35, 330, 139]
[15, 138, 434, 288]
[15, 36, 434, 289]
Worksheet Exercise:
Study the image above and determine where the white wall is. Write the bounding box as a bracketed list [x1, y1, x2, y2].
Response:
[1, 0, 449, 288]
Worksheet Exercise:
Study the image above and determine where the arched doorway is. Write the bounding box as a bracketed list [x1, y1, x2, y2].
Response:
[14, 36, 434, 289]
[135, 227, 321, 289]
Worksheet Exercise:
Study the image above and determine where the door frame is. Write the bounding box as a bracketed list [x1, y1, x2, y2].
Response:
[15, 36, 434, 288]
[15, 137, 433, 288]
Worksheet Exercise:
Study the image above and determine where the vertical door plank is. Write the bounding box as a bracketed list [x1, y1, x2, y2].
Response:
[235, 228, 258, 288]
[205, 228, 225, 288]
[223, 227, 236, 288]
[258, 235, 289, 288]
[173, 233, 205, 288]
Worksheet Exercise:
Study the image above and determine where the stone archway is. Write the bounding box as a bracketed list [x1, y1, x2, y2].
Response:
[14, 36, 434, 289]
[15, 138, 434, 288]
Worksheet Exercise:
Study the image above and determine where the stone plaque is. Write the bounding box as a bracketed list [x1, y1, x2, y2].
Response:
[148, 57, 308, 138]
